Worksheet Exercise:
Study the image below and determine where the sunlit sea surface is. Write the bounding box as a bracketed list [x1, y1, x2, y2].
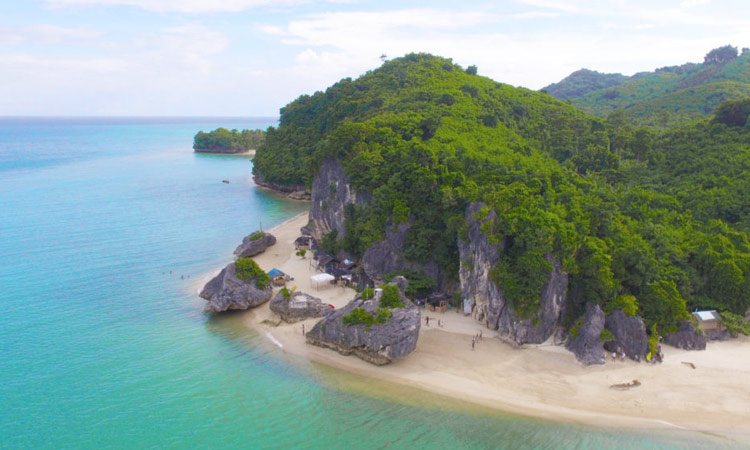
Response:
[0, 117, 743, 449]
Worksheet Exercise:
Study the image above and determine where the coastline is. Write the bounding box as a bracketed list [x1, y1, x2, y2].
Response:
[200, 211, 750, 439]
[193, 148, 256, 156]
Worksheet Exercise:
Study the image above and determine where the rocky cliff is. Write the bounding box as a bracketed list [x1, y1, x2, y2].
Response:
[234, 231, 276, 258]
[362, 218, 441, 284]
[308, 159, 371, 241]
[269, 290, 332, 323]
[199, 263, 273, 313]
[305, 277, 420, 365]
[458, 203, 568, 345]
[252, 173, 310, 200]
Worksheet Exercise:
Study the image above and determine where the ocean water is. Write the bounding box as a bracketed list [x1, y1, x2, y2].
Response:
[0, 117, 741, 449]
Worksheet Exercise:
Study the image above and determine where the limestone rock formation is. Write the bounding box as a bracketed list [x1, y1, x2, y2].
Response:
[458, 202, 568, 345]
[566, 303, 606, 365]
[233, 231, 276, 258]
[362, 217, 441, 284]
[305, 277, 420, 365]
[663, 321, 707, 350]
[308, 159, 371, 241]
[199, 262, 273, 313]
[604, 310, 649, 360]
[269, 290, 331, 323]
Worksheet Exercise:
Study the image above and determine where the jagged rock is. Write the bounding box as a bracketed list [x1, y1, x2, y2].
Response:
[362, 217, 440, 284]
[300, 225, 314, 236]
[458, 202, 568, 345]
[287, 190, 311, 201]
[566, 303, 606, 365]
[309, 159, 371, 241]
[604, 310, 649, 360]
[305, 277, 420, 365]
[662, 321, 707, 350]
[270, 290, 331, 323]
[199, 263, 273, 313]
[233, 231, 276, 258]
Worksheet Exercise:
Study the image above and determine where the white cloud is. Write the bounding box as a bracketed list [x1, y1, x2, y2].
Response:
[0, 25, 103, 45]
[44, 0, 334, 13]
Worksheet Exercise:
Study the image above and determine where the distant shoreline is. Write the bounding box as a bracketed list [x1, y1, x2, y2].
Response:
[194, 148, 256, 157]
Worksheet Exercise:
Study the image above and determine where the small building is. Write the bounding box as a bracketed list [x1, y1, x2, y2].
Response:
[268, 268, 289, 286]
[692, 310, 722, 331]
[294, 236, 314, 251]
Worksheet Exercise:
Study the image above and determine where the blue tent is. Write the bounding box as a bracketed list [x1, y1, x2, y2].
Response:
[268, 268, 285, 278]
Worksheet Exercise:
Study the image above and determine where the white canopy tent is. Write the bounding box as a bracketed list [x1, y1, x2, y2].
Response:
[310, 273, 335, 290]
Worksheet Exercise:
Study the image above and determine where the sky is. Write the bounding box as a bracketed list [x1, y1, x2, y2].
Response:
[2, 0, 750, 116]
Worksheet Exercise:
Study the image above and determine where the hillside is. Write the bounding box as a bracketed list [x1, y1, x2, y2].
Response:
[544, 45, 750, 127]
[254, 53, 750, 346]
[543, 69, 629, 101]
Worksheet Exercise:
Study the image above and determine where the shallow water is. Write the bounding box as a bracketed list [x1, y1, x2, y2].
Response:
[0, 117, 744, 449]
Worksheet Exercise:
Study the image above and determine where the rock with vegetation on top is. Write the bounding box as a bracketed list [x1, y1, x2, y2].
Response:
[199, 259, 272, 313]
[305, 276, 420, 365]
[458, 202, 568, 345]
[270, 289, 331, 323]
[663, 321, 707, 349]
[603, 310, 649, 360]
[566, 303, 606, 365]
[233, 231, 276, 258]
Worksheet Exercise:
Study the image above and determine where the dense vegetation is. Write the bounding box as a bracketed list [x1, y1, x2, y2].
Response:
[193, 128, 265, 153]
[254, 53, 750, 336]
[544, 46, 750, 127]
[342, 285, 402, 327]
[234, 258, 270, 289]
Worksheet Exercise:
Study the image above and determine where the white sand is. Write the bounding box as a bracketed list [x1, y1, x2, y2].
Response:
[202, 212, 750, 436]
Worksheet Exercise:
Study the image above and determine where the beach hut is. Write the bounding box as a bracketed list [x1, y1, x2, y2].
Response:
[294, 236, 313, 251]
[692, 310, 723, 331]
[268, 268, 288, 286]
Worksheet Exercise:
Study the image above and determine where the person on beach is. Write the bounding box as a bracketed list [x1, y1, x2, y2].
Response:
[612, 352, 616, 362]
[426, 316, 430, 327]
[302, 324, 305, 336]
[472, 337, 475, 350]
[479, 330, 482, 340]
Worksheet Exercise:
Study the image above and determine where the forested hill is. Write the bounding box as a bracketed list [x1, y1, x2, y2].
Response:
[254, 53, 750, 336]
[543, 45, 750, 127]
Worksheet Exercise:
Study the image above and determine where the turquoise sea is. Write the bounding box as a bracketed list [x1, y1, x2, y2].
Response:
[0, 117, 742, 449]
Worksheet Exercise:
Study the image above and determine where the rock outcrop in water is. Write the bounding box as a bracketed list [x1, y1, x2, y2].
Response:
[603, 310, 649, 360]
[305, 276, 420, 365]
[270, 290, 331, 323]
[663, 321, 707, 350]
[199, 262, 273, 312]
[458, 202, 568, 345]
[566, 303, 606, 365]
[234, 231, 276, 258]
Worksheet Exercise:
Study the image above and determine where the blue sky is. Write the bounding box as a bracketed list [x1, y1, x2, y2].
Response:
[2, 0, 749, 116]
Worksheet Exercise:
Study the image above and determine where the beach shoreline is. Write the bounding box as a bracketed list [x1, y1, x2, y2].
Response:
[198, 211, 750, 440]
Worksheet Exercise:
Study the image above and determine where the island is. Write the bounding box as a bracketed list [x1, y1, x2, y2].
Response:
[193, 127, 265, 154]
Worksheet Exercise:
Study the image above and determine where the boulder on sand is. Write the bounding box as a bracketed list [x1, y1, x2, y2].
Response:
[199, 262, 272, 313]
[305, 276, 420, 365]
[234, 231, 276, 258]
[270, 290, 331, 323]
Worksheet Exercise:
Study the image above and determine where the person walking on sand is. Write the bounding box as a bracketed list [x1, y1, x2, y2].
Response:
[426, 316, 430, 327]
[472, 337, 476, 350]
[479, 330, 482, 340]
[302, 324, 305, 336]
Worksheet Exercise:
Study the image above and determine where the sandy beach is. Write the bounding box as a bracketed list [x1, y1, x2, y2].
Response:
[199, 212, 750, 439]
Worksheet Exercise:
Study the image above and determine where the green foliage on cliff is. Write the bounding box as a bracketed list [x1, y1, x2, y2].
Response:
[248, 231, 266, 241]
[193, 128, 265, 153]
[720, 311, 750, 336]
[342, 307, 375, 327]
[234, 258, 270, 289]
[254, 52, 750, 330]
[546, 46, 750, 127]
[380, 285, 405, 309]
